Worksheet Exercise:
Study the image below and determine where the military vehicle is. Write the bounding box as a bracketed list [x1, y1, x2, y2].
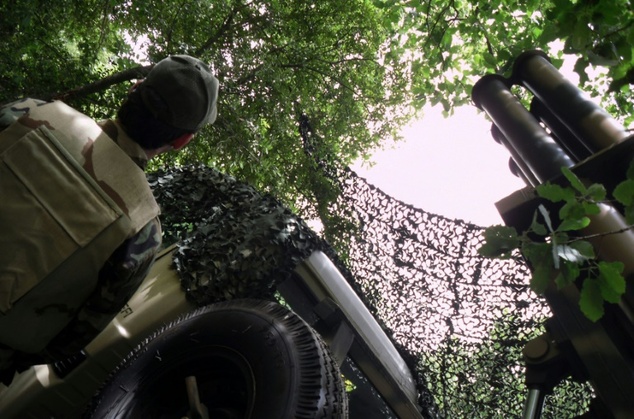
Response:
[0, 209, 423, 417]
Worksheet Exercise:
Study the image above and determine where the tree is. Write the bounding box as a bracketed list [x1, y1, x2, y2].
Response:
[3, 3, 631, 414]
[1, 0, 632, 230]
[376, 0, 633, 124]
[0, 0, 413, 225]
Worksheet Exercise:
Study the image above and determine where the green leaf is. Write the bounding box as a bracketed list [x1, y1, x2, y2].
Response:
[531, 263, 553, 294]
[613, 179, 634, 206]
[580, 278, 604, 322]
[556, 242, 593, 263]
[559, 200, 586, 220]
[562, 167, 587, 194]
[530, 211, 547, 236]
[478, 225, 519, 258]
[597, 261, 626, 303]
[536, 183, 575, 203]
[522, 241, 551, 265]
[554, 260, 580, 289]
[483, 52, 497, 67]
[586, 183, 606, 202]
[537, 24, 559, 44]
[558, 216, 591, 231]
[522, 242, 554, 294]
[582, 201, 601, 215]
[569, 240, 595, 259]
[563, 259, 581, 281]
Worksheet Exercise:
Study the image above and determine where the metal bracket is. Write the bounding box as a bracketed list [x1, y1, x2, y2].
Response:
[313, 298, 355, 367]
[521, 333, 570, 419]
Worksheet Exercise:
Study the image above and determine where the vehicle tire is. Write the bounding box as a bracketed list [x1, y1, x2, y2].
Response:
[86, 299, 348, 418]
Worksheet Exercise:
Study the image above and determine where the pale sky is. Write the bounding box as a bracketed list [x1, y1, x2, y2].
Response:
[351, 53, 612, 227]
[351, 104, 526, 227]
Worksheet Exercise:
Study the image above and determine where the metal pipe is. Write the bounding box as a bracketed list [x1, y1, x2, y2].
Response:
[522, 388, 545, 419]
[509, 158, 533, 186]
[583, 203, 634, 327]
[512, 50, 630, 152]
[491, 125, 541, 187]
[472, 74, 575, 183]
[530, 98, 593, 163]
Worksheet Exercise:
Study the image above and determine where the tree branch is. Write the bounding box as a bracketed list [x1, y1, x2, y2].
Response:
[570, 224, 634, 243]
[48, 64, 153, 102]
[193, 3, 243, 57]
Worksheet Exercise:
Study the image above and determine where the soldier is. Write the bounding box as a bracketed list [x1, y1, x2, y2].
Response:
[0, 55, 219, 384]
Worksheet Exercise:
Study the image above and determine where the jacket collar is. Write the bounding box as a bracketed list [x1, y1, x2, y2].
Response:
[97, 119, 149, 170]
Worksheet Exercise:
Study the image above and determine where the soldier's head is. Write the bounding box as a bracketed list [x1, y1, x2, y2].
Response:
[118, 55, 219, 156]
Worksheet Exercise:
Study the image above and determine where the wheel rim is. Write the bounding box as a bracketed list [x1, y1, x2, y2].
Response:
[117, 346, 256, 419]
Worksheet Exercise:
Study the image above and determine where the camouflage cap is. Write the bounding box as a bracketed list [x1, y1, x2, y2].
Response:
[139, 55, 219, 131]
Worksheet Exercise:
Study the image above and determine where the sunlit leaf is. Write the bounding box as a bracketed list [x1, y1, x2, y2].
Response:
[537, 204, 555, 233]
[558, 216, 591, 232]
[569, 240, 595, 259]
[556, 242, 592, 263]
[536, 183, 575, 203]
[478, 225, 520, 258]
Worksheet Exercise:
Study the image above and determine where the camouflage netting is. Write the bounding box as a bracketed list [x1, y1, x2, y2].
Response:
[149, 164, 593, 418]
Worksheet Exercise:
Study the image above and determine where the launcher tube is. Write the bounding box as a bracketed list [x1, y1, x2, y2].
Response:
[512, 51, 629, 152]
[529, 98, 593, 163]
[472, 74, 575, 184]
[491, 125, 540, 187]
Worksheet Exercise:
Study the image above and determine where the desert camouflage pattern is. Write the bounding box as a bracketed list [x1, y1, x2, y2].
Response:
[0, 99, 162, 383]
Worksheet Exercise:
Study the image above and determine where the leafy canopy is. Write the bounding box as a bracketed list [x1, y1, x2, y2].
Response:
[377, 0, 634, 124]
[1, 0, 632, 220]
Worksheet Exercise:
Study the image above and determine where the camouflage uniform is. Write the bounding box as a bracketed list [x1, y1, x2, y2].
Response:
[0, 99, 162, 383]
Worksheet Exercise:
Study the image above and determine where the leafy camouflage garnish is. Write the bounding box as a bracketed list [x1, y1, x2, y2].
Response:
[149, 165, 324, 306]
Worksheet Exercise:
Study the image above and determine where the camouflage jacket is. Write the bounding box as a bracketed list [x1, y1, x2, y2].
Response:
[0, 99, 162, 373]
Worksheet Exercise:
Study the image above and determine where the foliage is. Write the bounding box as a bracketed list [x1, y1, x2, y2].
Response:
[1, 0, 632, 232]
[0, 0, 413, 223]
[421, 312, 590, 417]
[376, 0, 634, 125]
[479, 166, 634, 321]
[0, 0, 137, 115]
[148, 165, 325, 306]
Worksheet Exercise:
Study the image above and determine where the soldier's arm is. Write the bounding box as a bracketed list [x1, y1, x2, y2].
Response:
[44, 218, 163, 358]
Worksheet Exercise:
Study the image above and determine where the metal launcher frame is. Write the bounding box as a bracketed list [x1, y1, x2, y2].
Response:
[472, 51, 634, 418]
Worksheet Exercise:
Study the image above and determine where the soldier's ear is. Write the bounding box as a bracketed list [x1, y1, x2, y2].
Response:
[171, 133, 194, 150]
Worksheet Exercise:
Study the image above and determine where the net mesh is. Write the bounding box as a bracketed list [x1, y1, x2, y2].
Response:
[150, 163, 593, 418]
[331, 168, 592, 417]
